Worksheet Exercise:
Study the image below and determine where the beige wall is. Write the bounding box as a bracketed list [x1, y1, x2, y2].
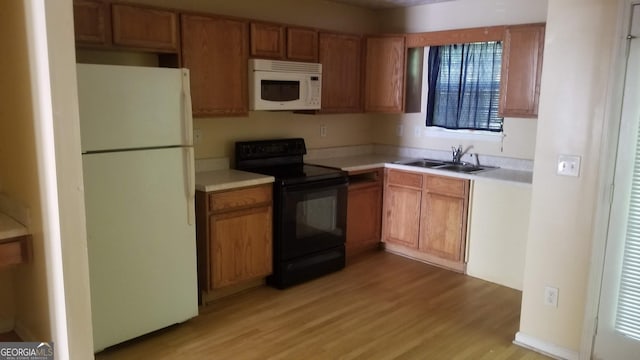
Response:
[371, 0, 547, 161]
[194, 112, 373, 159]
[519, 0, 619, 352]
[0, 0, 50, 341]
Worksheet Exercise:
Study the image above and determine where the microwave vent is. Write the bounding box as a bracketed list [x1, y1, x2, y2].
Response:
[250, 59, 322, 74]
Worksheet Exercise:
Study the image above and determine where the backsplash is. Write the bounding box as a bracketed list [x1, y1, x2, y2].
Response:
[194, 157, 230, 173]
[373, 144, 534, 171]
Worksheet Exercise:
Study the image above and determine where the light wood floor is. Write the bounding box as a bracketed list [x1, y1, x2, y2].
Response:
[96, 251, 549, 360]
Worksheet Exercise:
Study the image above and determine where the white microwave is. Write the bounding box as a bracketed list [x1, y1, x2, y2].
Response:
[249, 59, 322, 111]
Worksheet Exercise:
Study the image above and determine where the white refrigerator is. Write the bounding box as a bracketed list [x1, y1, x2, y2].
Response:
[77, 64, 198, 352]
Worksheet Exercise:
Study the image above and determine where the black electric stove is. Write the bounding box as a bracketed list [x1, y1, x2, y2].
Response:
[235, 138, 348, 288]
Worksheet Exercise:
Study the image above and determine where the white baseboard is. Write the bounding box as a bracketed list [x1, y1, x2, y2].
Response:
[514, 332, 580, 360]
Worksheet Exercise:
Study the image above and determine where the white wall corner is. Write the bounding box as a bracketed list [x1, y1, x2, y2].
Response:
[514, 332, 580, 360]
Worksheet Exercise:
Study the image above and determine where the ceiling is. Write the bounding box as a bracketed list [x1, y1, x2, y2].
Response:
[327, 0, 455, 9]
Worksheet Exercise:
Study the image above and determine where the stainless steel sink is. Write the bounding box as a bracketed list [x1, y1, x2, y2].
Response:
[435, 164, 488, 173]
[403, 160, 446, 168]
[397, 159, 495, 174]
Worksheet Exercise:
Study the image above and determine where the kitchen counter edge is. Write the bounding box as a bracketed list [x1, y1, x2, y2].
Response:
[308, 155, 532, 185]
[195, 169, 275, 193]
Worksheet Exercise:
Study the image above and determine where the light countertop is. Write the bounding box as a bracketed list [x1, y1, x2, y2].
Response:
[0, 212, 28, 242]
[307, 155, 532, 185]
[196, 169, 274, 192]
[307, 154, 414, 173]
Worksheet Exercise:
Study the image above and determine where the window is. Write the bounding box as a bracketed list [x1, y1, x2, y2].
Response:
[426, 41, 503, 132]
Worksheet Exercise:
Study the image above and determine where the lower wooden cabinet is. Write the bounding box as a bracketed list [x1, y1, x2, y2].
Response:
[346, 169, 383, 258]
[382, 169, 469, 272]
[196, 184, 272, 302]
[382, 171, 422, 249]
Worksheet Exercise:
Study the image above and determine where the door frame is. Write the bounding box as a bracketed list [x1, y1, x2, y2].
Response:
[582, 1, 640, 358]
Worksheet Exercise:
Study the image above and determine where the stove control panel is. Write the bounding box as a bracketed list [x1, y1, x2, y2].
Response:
[235, 138, 307, 161]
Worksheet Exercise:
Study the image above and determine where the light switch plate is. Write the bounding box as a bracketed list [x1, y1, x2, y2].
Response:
[557, 155, 581, 177]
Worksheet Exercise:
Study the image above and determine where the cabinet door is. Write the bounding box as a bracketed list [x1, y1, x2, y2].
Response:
[181, 14, 248, 117]
[210, 205, 272, 289]
[287, 27, 319, 62]
[73, 0, 111, 46]
[364, 36, 406, 113]
[382, 185, 421, 249]
[419, 175, 469, 265]
[319, 32, 362, 113]
[347, 184, 382, 256]
[499, 24, 545, 117]
[419, 192, 467, 262]
[250, 22, 285, 59]
[111, 4, 179, 52]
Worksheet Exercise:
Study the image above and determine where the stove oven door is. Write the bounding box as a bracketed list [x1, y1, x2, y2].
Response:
[278, 177, 347, 261]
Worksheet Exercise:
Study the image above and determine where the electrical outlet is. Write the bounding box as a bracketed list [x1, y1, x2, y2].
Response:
[544, 286, 559, 307]
[320, 124, 327, 137]
[396, 125, 404, 137]
[194, 128, 202, 145]
[414, 126, 422, 138]
[557, 155, 581, 177]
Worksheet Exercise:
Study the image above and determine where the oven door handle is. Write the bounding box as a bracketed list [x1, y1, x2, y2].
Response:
[282, 178, 348, 193]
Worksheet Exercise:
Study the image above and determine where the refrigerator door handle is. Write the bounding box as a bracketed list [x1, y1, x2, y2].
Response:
[181, 69, 194, 146]
[185, 147, 196, 225]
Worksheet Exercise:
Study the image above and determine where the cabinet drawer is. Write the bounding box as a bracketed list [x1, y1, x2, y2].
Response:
[210, 185, 272, 212]
[386, 169, 422, 189]
[425, 175, 467, 197]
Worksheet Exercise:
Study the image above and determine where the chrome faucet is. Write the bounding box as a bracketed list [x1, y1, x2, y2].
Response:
[452, 145, 464, 164]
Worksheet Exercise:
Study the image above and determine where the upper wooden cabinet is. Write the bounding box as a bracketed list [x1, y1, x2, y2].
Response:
[364, 36, 406, 113]
[249, 24, 318, 62]
[250, 22, 285, 59]
[287, 27, 319, 62]
[319, 32, 362, 113]
[73, 0, 111, 46]
[181, 14, 249, 117]
[73, 1, 179, 53]
[499, 24, 545, 118]
[111, 4, 179, 52]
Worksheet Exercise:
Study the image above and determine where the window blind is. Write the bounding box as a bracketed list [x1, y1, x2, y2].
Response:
[615, 123, 640, 341]
[426, 41, 503, 132]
